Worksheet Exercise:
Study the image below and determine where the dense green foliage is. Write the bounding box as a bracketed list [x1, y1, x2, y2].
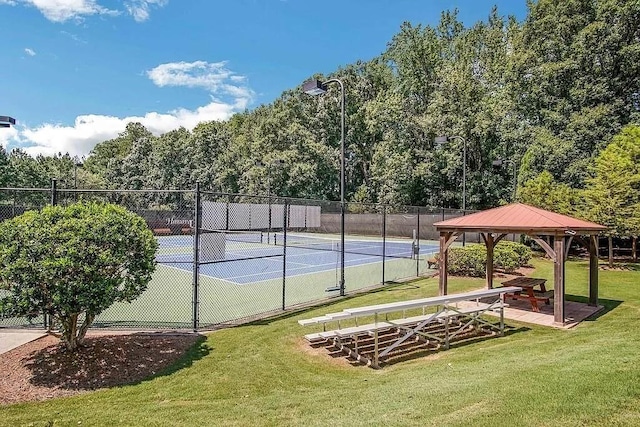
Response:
[2, 259, 640, 425]
[446, 241, 532, 277]
[2, 0, 637, 214]
[0, 202, 158, 350]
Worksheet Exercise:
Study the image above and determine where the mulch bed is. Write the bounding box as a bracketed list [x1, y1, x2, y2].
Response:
[0, 332, 201, 406]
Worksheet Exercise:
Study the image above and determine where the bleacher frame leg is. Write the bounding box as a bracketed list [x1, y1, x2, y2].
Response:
[373, 330, 379, 369]
[444, 317, 450, 350]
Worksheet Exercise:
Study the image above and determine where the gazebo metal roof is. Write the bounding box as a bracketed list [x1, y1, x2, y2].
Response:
[434, 203, 607, 234]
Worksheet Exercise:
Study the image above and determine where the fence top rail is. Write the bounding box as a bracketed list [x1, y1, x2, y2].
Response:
[0, 187, 194, 195]
[0, 187, 52, 192]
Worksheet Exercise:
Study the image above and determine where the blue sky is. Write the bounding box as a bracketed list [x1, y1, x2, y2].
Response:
[0, 0, 528, 157]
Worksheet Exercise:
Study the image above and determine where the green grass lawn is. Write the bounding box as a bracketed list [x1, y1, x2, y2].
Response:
[2, 258, 640, 426]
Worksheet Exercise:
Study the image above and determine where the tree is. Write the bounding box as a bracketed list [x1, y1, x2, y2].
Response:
[517, 171, 580, 215]
[584, 124, 640, 266]
[0, 202, 158, 351]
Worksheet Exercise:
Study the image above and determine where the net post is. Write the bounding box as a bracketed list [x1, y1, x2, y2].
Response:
[282, 199, 288, 311]
[267, 194, 272, 244]
[382, 204, 386, 285]
[192, 181, 201, 332]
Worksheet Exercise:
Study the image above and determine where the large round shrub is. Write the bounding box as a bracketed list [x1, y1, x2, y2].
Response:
[0, 202, 158, 351]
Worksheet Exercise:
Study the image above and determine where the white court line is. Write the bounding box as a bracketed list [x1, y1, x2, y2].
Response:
[157, 262, 238, 286]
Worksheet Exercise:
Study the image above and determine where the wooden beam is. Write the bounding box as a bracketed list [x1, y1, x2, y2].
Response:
[439, 232, 450, 295]
[553, 234, 565, 325]
[493, 233, 508, 245]
[564, 235, 574, 259]
[485, 233, 495, 290]
[589, 234, 599, 307]
[528, 234, 556, 259]
[443, 232, 459, 252]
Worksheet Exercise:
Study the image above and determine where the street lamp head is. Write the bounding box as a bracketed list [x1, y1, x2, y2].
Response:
[434, 136, 449, 146]
[303, 79, 327, 96]
[0, 116, 16, 128]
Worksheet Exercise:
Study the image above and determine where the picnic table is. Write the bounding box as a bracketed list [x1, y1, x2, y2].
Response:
[499, 277, 551, 312]
[299, 286, 521, 368]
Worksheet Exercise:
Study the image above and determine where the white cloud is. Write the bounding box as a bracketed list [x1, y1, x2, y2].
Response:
[124, 0, 167, 22]
[147, 61, 254, 100]
[17, 0, 119, 22]
[24, 47, 36, 56]
[17, 99, 247, 157]
[1, 0, 169, 23]
[0, 125, 19, 150]
[60, 30, 87, 44]
[9, 60, 253, 157]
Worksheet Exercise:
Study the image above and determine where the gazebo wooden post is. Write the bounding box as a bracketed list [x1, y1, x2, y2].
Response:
[589, 234, 599, 306]
[439, 232, 449, 295]
[553, 234, 566, 325]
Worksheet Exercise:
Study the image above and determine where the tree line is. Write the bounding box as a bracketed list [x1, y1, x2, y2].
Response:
[1, 0, 639, 251]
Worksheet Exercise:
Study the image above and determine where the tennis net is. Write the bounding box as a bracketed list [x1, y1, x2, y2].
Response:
[271, 232, 416, 259]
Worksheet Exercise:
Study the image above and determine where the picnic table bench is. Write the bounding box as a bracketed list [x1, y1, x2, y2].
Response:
[299, 286, 521, 368]
[499, 277, 551, 312]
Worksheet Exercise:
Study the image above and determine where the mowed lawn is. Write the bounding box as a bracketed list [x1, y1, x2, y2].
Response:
[2, 258, 640, 427]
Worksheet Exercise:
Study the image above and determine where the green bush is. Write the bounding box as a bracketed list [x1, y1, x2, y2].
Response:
[493, 246, 520, 273]
[0, 202, 158, 351]
[447, 245, 486, 277]
[496, 240, 532, 266]
[446, 241, 532, 276]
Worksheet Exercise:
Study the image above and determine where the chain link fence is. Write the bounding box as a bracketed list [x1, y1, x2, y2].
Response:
[0, 181, 473, 331]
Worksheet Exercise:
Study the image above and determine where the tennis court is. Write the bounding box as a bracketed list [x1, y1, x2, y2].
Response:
[156, 232, 439, 285]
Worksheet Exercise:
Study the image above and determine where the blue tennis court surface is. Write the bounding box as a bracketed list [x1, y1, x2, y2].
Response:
[156, 234, 439, 285]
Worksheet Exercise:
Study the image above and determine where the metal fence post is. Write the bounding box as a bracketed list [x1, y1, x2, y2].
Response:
[382, 205, 387, 285]
[50, 178, 57, 206]
[43, 179, 59, 329]
[282, 199, 288, 311]
[192, 182, 201, 332]
[416, 207, 420, 277]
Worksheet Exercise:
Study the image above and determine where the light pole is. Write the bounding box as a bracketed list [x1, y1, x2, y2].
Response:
[435, 135, 467, 245]
[303, 78, 346, 296]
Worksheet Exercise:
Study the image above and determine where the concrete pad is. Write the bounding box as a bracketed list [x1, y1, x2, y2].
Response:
[0, 330, 47, 355]
[457, 299, 604, 329]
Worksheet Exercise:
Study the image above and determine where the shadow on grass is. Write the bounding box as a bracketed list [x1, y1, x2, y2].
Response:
[565, 294, 623, 322]
[24, 332, 211, 391]
[329, 325, 531, 368]
[384, 326, 532, 367]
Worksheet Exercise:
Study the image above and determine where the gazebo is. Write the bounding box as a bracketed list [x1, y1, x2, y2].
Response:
[433, 203, 607, 325]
